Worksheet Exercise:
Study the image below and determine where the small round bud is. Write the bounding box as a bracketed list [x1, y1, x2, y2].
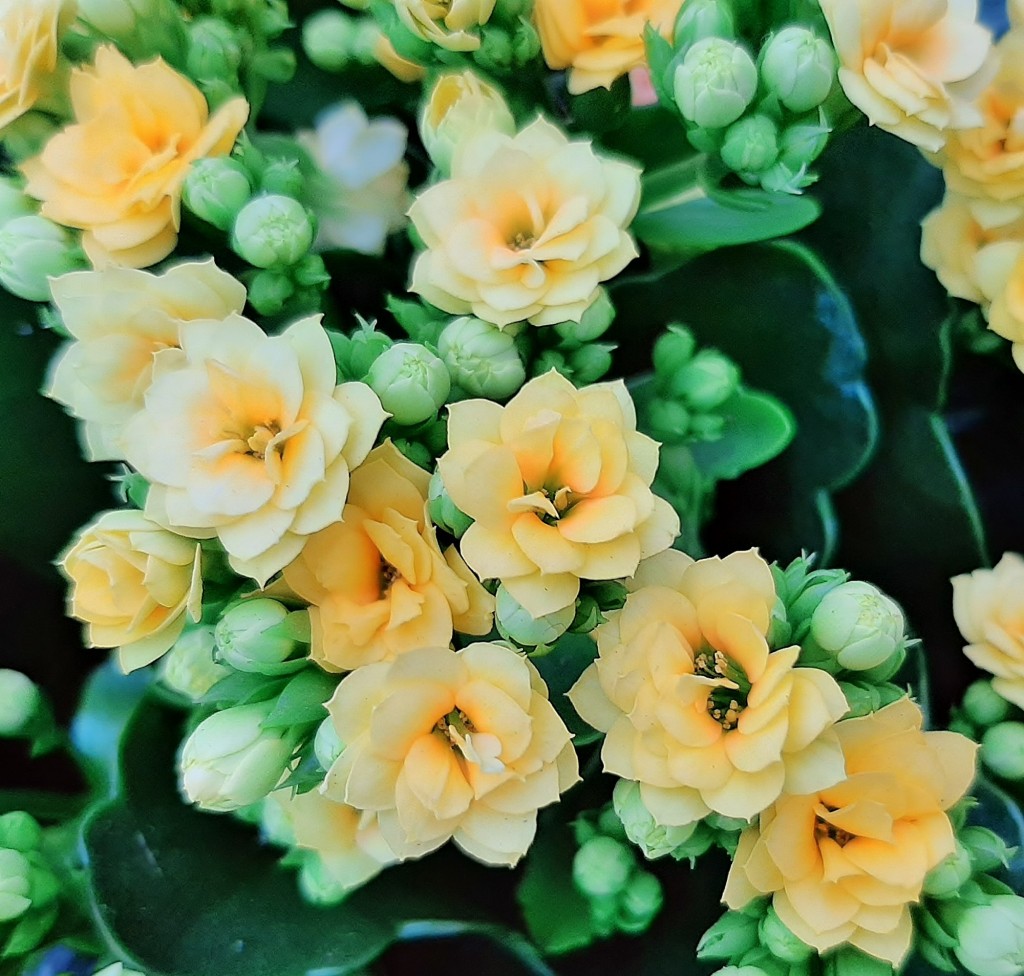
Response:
[159, 625, 230, 701]
[923, 840, 974, 899]
[0, 671, 40, 737]
[259, 159, 304, 199]
[554, 289, 615, 345]
[760, 27, 836, 114]
[511, 19, 541, 65]
[366, 342, 451, 426]
[721, 114, 779, 175]
[963, 679, 1012, 728]
[669, 348, 740, 411]
[673, 0, 736, 49]
[647, 398, 691, 443]
[616, 871, 663, 934]
[438, 316, 525, 400]
[673, 38, 757, 130]
[810, 580, 906, 672]
[474, 27, 513, 73]
[823, 948, 902, 976]
[0, 813, 42, 855]
[982, 722, 1024, 780]
[653, 324, 697, 377]
[345, 327, 394, 379]
[428, 470, 474, 538]
[313, 716, 345, 771]
[495, 585, 575, 647]
[187, 17, 242, 82]
[569, 343, 613, 384]
[0, 216, 84, 302]
[0, 179, 34, 228]
[214, 599, 305, 675]
[697, 912, 760, 962]
[246, 268, 294, 316]
[231, 194, 315, 268]
[955, 895, 1024, 976]
[961, 825, 1012, 874]
[612, 779, 701, 860]
[759, 904, 814, 963]
[183, 157, 252, 231]
[779, 116, 831, 171]
[573, 836, 634, 899]
[302, 10, 359, 72]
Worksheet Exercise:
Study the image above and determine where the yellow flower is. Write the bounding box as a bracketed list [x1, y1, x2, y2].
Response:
[569, 549, 849, 826]
[322, 642, 579, 866]
[394, 0, 495, 52]
[21, 45, 248, 268]
[408, 116, 641, 328]
[954, 553, 1024, 708]
[438, 370, 679, 618]
[723, 698, 977, 966]
[59, 509, 202, 673]
[818, 0, 993, 152]
[45, 259, 247, 461]
[533, 0, 681, 95]
[0, 0, 69, 134]
[120, 314, 388, 586]
[373, 34, 426, 83]
[283, 441, 494, 672]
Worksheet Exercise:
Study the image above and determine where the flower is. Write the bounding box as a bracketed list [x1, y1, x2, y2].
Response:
[297, 102, 410, 256]
[393, 0, 495, 52]
[437, 370, 679, 618]
[45, 259, 246, 461]
[21, 45, 248, 268]
[532, 0, 681, 95]
[953, 553, 1024, 708]
[817, 0, 993, 153]
[569, 549, 849, 826]
[0, 0, 69, 134]
[59, 509, 202, 673]
[322, 642, 579, 866]
[722, 698, 977, 966]
[408, 116, 641, 328]
[120, 314, 388, 585]
[283, 441, 493, 672]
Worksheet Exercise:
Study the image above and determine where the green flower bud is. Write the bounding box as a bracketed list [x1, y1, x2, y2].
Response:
[647, 398, 691, 443]
[555, 289, 615, 345]
[653, 324, 697, 377]
[474, 27, 513, 73]
[366, 342, 451, 426]
[246, 268, 295, 316]
[616, 870, 663, 934]
[313, 715, 345, 771]
[673, 38, 757, 130]
[183, 157, 252, 230]
[493, 0, 531, 20]
[809, 580, 906, 672]
[964, 680, 1012, 728]
[231, 194, 315, 268]
[427, 470, 474, 537]
[982, 722, 1024, 780]
[343, 326, 394, 380]
[0, 671, 40, 737]
[302, 10, 361, 72]
[669, 348, 740, 411]
[0, 180, 34, 228]
[760, 27, 836, 114]
[759, 904, 813, 963]
[438, 316, 525, 399]
[0, 216, 84, 302]
[612, 779, 702, 860]
[955, 895, 1024, 976]
[293, 254, 330, 289]
[777, 562, 849, 640]
[259, 159, 305, 199]
[698, 911, 760, 961]
[159, 625, 230, 701]
[495, 584, 575, 647]
[673, 0, 736, 49]
[0, 814, 42, 855]
[215, 599, 306, 675]
[573, 835, 635, 899]
[0, 813, 59, 960]
[569, 343, 614, 384]
[779, 115, 831, 171]
[822, 947, 895, 976]
[961, 826, 1013, 874]
[721, 115, 779, 175]
[923, 840, 974, 899]
[179, 699, 302, 811]
[511, 19, 541, 65]
[187, 17, 242, 82]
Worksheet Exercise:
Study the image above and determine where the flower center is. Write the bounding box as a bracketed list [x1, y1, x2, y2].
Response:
[814, 806, 854, 847]
[245, 422, 280, 460]
[435, 709, 505, 774]
[380, 559, 400, 593]
[508, 485, 576, 524]
[510, 230, 537, 251]
[694, 649, 752, 731]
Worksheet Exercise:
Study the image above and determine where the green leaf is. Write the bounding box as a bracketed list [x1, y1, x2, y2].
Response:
[531, 633, 601, 748]
[200, 671, 286, 708]
[261, 669, 338, 730]
[642, 24, 674, 108]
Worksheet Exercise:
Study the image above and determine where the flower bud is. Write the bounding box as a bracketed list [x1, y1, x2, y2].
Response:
[646, 398, 691, 443]
[438, 316, 525, 399]
[963, 680, 1012, 728]
[259, 158, 305, 199]
[341, 326, 394, 380]
[759, 27, 835, 114]
[759, 904, 814, 963]
[419, 72, 515, 176]
[778, 115, 831, 171]
[923, 840, 974, 899]
[653, 324, 697, 377]
[961, 826, 1013, 874]
[0, 216, 84, 302]
[955, 895, 1024, 976]
[183, 157, 252, 230]
[0, 671, 40, 737]
[0, 180, 34, 228]
[809, 580, 906, 672]
[231, 194, 316, 268]
[510, 19, 541, 65]
[612, 779, 702, 860]
[0, 814, 42, 855]
[673, 0, 736, 49]
[179, 700, 301, 811]
[366, 342, 451, 426]
[214, 599, 306, 675]
[427, 470, 474, 537]
[0, 812, 59, 959]
[554, 289, 615, 345]
[313, 716, 345, 771]
[673, 38, 757, 130]
[187, 17, 242, 82]
[697, 911, 760, 961]
[721, 114, 779, 175]
[616, 871, 663, 934]
[568, 343, 614, 384]
[246, 268, 294, 316]
[474, 27, 513, 73]
[159, 625, 230, 701]
[495, 584, 575, 647]
[669, 348, 740, 411]
[982, 722, 1024, 780]
[573, 836, 634, 899]
[302, 10, 361, 72]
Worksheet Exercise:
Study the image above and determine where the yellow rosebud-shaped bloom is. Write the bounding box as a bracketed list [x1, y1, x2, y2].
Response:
[818, 0, 993, 153]
[120, 314, 388, 586]
[0, 0, 69, 134]
[409, 116, 641, 328]
[45, 259, 247, 461]
[394, 0, 495, 52]
[373, 34, 427, 83]
[954, 553, 1024, 709]
[723, 698, 977, 966]
[59, 509, 202, 673]
[533, 0, 682, 95]
[20, 45, 249, 268]
[322, 642, 580, 866]
[438, 370, 679, 618]
[569, 549, 849, 827]
[283, 441, 494, 672]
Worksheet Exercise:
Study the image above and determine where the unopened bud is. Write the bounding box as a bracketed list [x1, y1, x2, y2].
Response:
[184, 157, 252, 230]
[313, 715, 345, 771]
[0, 216, 84, 302]
[616, 870, 663, 934]
[428, 470, 474, 537]
[923, 840, 974, 898]
[721, 114, 779, 175]
[673, 0, 736, 49]
[961, 825, 1013, 874]
[612, 779, 701, 860]
[473, 27, 512, 73]
[159, 625, 230, 701]
[214, 599, 306, 675]
[673, 37, 757, 129]
[573, 835, 634, 899]
[760, 904, 814, 963]
[669, 348, 739, 411]
[302, 9, 360, 72]
[187, 17, 242, 82]
[955, 895, 1024, 976]
[0, 671, 40, 737]
[495, 585, 575, 646]
[554, 289, 615, 345]
[810, 580, 906, 672]
[438, 316, 525, 399]
[653, 324, 696, 376]
[982, 722, 1024, 780]
[697, 910, 760, 961]
[231, 194, 315, 268]
[760, 27, 835, 114]
[366, 342, 451, 426]
[963, 680, 1012, 728]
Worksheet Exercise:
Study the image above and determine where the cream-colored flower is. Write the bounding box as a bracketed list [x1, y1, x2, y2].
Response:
[409, 116, 641, 328]
[954, 553, 1024, 708]
[569, 549, 849, 826]
[322, 642, 579, 866]
[59, 509, 202, 673]
[394, 0, 495, 52]
[0, 0, 69, 134]
[818, 0, 993, 152]
[723, 698, 977, 966]
[533, 0, 681, 95]
[121, 314, 388, 585]
[373, 34, 426, 83]
[45, 259, 246, 461]
[438, 370, 679, 618]
[21, 45, 248, 268]
[283, 441, 493, 672]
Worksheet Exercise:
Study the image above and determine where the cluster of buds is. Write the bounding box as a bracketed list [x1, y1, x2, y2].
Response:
[0, 813, 61, 963]
[700, 902, 817, 976]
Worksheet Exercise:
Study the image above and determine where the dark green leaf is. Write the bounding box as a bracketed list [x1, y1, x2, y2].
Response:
[532, 633, 601, 748]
